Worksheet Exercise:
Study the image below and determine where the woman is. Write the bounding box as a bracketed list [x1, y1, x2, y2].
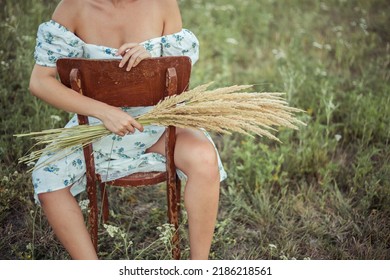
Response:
[29, 0, 226, 260]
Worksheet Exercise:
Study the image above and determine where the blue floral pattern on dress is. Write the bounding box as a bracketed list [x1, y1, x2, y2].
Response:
[32, 20, 226, 204]
[43, 164, 60, 174]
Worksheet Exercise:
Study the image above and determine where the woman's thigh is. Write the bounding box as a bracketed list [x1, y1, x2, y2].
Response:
[146, 127, 219, 176]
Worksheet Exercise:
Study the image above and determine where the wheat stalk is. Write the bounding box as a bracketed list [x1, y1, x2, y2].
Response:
[15, 83, 305, 171]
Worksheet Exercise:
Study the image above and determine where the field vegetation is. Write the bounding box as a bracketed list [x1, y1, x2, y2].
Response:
[0, 0, 389, 259]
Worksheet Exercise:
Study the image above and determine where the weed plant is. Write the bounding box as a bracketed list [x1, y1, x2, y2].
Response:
[0, 0, 389, 259]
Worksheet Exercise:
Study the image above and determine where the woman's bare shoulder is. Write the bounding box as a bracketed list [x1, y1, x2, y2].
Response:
[51, 0, 85, 32]
[156, 0, 183, 34]
[155, 0, 180, 14]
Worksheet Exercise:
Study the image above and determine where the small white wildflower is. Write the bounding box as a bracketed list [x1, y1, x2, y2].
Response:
[332, 26, 343, 32]
[320, 2, 329, 11]
[103, 224, 120, 238]
[312, 42, 323, 49]
[269, 244, 277, 249]
[217, 4, 235, 12]
[157, 223, 175, 245]
[327, 99, 336, 110]
[50, 115, 62, 123]
[280, 254, 288, 260]
[78, 199, 90, 211]
[332, 26, 344, 38]
[324, 44, 332, 51]
[21, 35, 32, 42]
[225, 37, 238, 45]
[2, 176, 9, 183]
[0, 61, 9, 68]
[272, 49, 286, 60]
[335, 134, 342, 142]
[205, 3, 214, 11]
[359, 18, 368, 35]
[314, 67, 327, 77]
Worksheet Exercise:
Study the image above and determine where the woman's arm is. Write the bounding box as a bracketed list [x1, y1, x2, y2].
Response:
[161, 0, 183, 35]
[29, 64, 143, 136]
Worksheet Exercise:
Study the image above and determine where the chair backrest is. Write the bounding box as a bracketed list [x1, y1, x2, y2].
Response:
[56, 56, 192, 107]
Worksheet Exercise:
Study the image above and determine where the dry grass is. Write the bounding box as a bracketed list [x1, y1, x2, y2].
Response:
[15, 83, 305, 170]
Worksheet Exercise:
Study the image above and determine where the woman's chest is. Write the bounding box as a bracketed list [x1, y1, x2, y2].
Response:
[75, 3, 164, 49]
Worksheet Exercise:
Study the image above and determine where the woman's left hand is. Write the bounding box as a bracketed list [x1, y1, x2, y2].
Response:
[115, 43, 151, 71]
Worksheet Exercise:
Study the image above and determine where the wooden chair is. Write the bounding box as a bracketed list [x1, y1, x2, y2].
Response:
[56, 56, 192, 260]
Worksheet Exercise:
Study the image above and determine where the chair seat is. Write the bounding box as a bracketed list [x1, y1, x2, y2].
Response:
[98, 171, 167, 187]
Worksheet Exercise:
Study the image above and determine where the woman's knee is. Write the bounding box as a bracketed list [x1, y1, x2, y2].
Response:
[190, 141, 218, 168]
[177, 136, 220, 180]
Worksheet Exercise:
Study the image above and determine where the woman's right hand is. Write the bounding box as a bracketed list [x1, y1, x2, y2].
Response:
[100, 105, 144, 136]
[30, 65, 143, 137]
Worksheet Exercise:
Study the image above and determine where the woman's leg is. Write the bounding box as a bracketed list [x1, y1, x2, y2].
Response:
[38, 186, 98, 260]
[147, 128, 220, 260]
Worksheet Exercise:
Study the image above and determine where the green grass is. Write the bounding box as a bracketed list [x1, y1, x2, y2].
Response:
[1, 0, 389, 259]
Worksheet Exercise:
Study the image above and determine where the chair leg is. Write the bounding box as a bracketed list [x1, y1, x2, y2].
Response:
[167, 176, 180, 260]
[87, 180, 99, 252]
[176, 176, 181, 218]
[173, 177, 181, 260]
[100, 183, 109, 224]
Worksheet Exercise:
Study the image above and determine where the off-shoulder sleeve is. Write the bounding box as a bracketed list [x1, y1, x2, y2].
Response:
[160, 29, 199, 65]
[34, 20, 84, 67]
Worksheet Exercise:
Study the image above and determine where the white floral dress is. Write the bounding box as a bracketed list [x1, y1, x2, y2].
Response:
[32, 20, 227, 203]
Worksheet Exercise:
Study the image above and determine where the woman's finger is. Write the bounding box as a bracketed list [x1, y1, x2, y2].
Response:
[126, 48, 149, 71]
[122, 118, 143, 134]
[133, 51, 150, 67]
[132, 121, 144, 132]
[118, 46, 138, 68]
[118, 45, 150, 70]
[115, 43, 138, 56]
[118, 45, 143, 66]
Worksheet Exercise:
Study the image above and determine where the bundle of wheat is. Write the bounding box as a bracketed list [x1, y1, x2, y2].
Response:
[15, 83, 305, 170]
